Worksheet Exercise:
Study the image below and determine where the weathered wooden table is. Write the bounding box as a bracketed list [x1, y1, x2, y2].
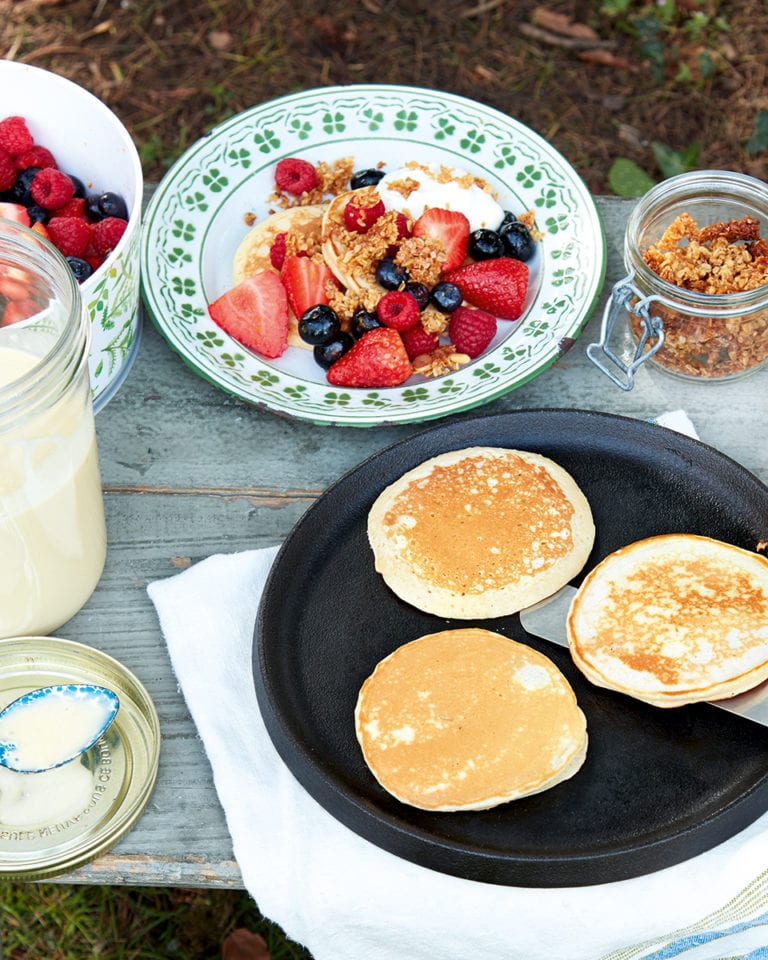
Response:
[55, 195, 767, 888]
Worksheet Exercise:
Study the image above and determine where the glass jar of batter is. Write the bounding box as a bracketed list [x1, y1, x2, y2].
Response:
[0, 220, 106, 639]
[588, 170, 768, 389]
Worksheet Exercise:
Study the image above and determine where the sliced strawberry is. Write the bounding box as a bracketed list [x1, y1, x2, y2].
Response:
[281, 254, 339, 318]
[208, 271, 289, 359]
[327, 327, 411, 388]
[0, 202, 31, 227]
[412, 208, 470, 273]
[444, 257, 529, 321]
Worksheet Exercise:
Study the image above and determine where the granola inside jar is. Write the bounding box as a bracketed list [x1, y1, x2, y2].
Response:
[625, 171, 768, 381]
[589, 171, 768, 388]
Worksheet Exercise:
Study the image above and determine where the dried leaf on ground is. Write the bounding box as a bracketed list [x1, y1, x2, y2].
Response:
[222, 927, 271, 960]
[531, 6, 600, 41]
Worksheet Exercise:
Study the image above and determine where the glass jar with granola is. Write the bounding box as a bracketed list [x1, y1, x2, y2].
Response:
[588, 171, 768, 388]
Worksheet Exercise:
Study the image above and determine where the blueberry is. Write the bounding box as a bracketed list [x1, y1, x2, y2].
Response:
[499, 221, 536, 262]
[351, 307, 381, 338]
[314, 333, 355, 370]
[498, 210, 518, 231]
[350, 168, 385, 190]
[25, 204, 50, 226]
[404, 281, 430, 310]
[375, 256, 408, 290]
[298, 304, 340, 345]
[468, 228, 504, 260]
[67, 174, 87, 199]
[430, 281, 463, 313]
[10, 167, 39, 203]
[85, 191, 128, 221]
[66, 257, 93, 283]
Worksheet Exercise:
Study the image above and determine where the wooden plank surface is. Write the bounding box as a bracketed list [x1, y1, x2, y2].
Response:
[48, 194, 768, 887]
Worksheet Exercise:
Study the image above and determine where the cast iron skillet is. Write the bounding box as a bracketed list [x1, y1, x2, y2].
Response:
[254, 409, 768, 887]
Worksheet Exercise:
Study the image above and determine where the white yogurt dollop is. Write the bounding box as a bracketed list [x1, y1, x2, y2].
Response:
[377, 162, 504, 232]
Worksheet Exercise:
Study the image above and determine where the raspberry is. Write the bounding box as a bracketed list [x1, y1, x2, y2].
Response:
[401, 322, 439, 361]
[274, 157, 318, 196]
[343, 195, 385, 233]
[448, 305, 498, 358]
[0, 148, 16, 192]
[47, 216, 92, 258]
[0, 116, 33, 157]
[30, 168, 75, 210]
[89, 216, 127, 257]
[269, 232, 287, 271]
[55, 196, 87, 219]
[15, 145, 57, 171]
[376, 289, 421, 331]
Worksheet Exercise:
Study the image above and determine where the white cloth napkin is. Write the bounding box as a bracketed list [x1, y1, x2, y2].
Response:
[147, 415, 768, 960]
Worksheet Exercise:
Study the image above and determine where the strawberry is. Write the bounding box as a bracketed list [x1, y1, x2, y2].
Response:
[448, 306, 497, 358]
[327, 327, 411, 388]
[445, 257, 529, 321]
[281, 254, 339, 318]
[412, 208, 469, 273]
[208, 271, 289, 359]
[0, 202, 31, 227]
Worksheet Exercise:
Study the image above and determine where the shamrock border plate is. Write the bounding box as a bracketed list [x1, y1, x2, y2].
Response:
[140, 85, 606, 427]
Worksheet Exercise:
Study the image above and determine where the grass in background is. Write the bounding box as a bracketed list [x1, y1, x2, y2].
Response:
[0, 882, 313, 959]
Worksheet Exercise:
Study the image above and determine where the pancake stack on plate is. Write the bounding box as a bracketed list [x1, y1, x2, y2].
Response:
[567, 534, 768, 707]
[367, 446, 595, 619]
[355, 627, 588, 812]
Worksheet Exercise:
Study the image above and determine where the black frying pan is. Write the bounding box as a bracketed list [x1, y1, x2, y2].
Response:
[254, 409, 768, 887]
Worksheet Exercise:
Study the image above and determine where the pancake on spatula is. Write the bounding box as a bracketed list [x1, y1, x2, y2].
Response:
[568, 534, 768, 707]
[367, 447, 595, 619]
[355, 627, 588, 811]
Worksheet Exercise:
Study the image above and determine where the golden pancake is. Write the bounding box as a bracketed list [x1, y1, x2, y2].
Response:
[367, 447, 595, 619]
[567, 534, 768, 707]
[233, 205, 326, 348]
[355, 627, 588, 811]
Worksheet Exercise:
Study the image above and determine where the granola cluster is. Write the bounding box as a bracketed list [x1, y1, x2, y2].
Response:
[632, 212, 768, 378]
[642, 213, 768, 294]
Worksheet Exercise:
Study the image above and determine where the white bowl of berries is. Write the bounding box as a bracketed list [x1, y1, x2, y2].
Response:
[0, 59, 143, 411]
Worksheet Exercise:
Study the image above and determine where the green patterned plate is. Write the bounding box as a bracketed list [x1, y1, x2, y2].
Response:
[140, 85, 605, 427]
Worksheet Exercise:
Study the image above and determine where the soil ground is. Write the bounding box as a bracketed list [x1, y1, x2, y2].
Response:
[2, 0, 767, 193]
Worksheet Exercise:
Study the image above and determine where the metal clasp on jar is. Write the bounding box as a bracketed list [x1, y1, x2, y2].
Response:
[586, 273, 665, 390]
